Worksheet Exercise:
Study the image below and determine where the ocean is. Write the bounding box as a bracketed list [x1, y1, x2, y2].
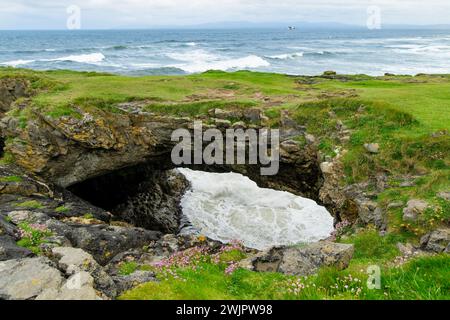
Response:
[1, 28, 450, 76]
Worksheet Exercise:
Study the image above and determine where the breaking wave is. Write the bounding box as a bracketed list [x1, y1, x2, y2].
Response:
[178, 169, 334, 250]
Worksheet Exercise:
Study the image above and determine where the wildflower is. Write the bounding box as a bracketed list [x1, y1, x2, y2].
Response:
[225, 263, 238, 275]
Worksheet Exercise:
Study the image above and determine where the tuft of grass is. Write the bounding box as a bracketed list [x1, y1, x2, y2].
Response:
[83, 213, 94, 219]
[16, 222, 53, 254]
[54, 206, 70, 213]
[0, 152, 15, 165]
[0, 175, 23, 183]
[118, 261, 139, 276]
[14, 200, 45, 209]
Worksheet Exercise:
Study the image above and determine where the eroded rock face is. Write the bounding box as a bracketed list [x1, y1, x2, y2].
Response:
[420, 228, 450, 253]
[252, 242, 354, 276]
[1, 104, 322, 201]
[0, 78, 30, 113]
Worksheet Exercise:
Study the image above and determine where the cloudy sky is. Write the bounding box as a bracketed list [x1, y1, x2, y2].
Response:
[0, 0, 449, 30]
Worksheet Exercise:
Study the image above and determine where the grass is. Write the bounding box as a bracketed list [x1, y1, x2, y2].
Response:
[118, 261, 139, 276]
[118, 233, 450, 300]
[54, 205, 70, 213]
[340, 230, 402, 263]
[119, 245, 450, 300]
[0, 175, 23, 183]
[14, 200, 45, 209]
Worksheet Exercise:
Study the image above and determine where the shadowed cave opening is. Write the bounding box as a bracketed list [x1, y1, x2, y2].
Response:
[67, 162, 334, 250]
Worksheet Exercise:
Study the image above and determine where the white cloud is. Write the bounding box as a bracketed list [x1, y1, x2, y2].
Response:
[1, 0, 449, 29]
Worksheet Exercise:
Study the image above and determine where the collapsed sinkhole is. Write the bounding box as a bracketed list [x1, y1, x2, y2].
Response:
[67, 163, 335, 250]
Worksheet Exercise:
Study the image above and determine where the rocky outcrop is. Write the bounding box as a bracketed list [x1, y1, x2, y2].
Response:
[46, 220, 161, 265]
[0, 77, 30, 113]
[318, 151, 389, 229]
[403, 200, 429, 222]
[1, 103, 321, 200]
[251, 242, 354, 276]
[420, 228, 450, 253]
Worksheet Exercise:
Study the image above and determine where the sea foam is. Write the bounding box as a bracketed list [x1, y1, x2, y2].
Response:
[166, 49, 270, 72]
[178, 169, 334, 250]
[49, 52, 106, 64]
[1, 59, 35, 67]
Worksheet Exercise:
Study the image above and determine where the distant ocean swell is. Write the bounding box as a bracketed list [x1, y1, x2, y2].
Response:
[1, 29, 450, 75]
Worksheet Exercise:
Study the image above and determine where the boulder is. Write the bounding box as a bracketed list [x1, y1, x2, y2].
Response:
[252, 242, 354, 276]
[7, 210, 49, 224]
[232, 121, 246, 129]
[211, 108, 242, 120]
[387, 201, 404, 210]
[356, 199, 386, 230]
[420, 228, 450, 253]
[51, 247, 117, 298]
[396, 242, 416, 256]
[305, 134, 316, 144]
[0, 214, 17, 237]
[437, 191, 450, 201]
[0, 257, 64, 300]
[214, 119, 232, 129]
[320, 162, 334, 175]
[243, 108, 262, 123]
[323, 71, 337, 76]
[45, 219, 162, 265]
[36, 271, 103, 300]
[0, 235, 34, 261]
[364, 143, 379, 154]
[403, 199, 429, 222]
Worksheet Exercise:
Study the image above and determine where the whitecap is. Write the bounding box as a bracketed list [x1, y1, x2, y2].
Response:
[172, 54, 270, 73]
[267, 52, 304, 60]
[48, 52, 106, 64]
[166, 49, 219, 62]
[178, 169, 334, 250]
[0, 59, 35, 67]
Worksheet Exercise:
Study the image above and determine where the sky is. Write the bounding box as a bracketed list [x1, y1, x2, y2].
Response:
[0, 0, 449, 30]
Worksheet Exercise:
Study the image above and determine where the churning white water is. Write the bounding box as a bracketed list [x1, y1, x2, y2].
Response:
[178, 168, 334, 250]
